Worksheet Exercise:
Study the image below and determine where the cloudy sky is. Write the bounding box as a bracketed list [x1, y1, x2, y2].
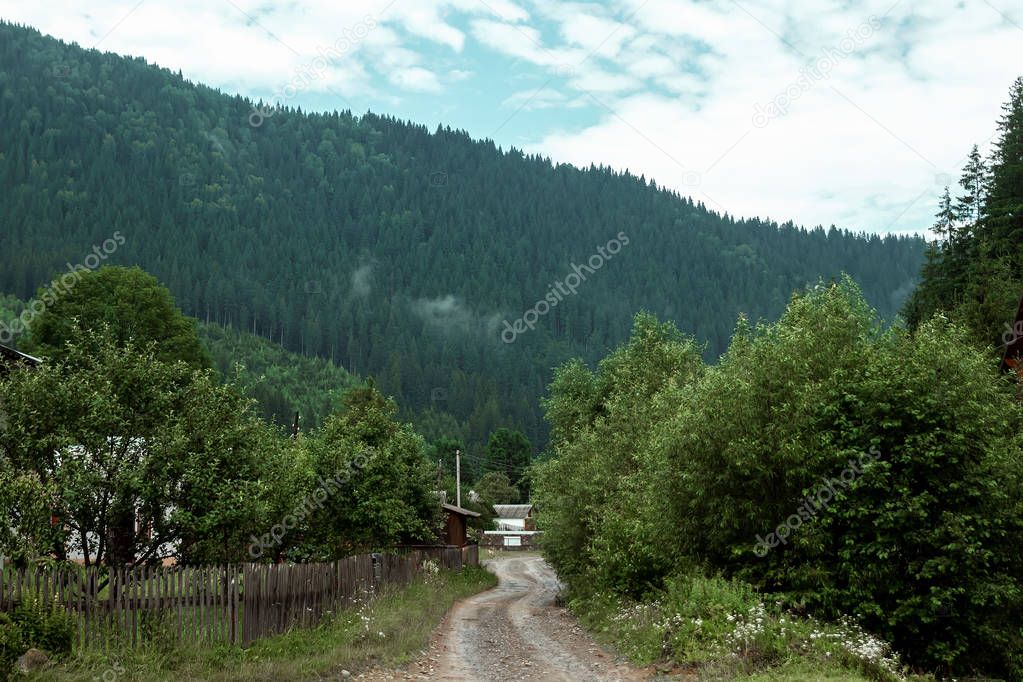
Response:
[3, 0, 1021, 236]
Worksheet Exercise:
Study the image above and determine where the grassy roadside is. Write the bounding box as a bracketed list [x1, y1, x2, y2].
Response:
[30, 566, 497, 682]
[565, 572, 935, 682]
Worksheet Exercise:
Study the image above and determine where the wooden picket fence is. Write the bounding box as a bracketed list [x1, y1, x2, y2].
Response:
[462, 543, 478, 568]
[0, 546, 474, 650]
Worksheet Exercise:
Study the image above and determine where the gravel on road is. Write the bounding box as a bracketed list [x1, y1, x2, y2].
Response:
[357, 555, 651, 682]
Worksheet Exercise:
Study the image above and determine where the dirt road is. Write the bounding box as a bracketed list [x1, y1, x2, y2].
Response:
[358, 555, 648, 681]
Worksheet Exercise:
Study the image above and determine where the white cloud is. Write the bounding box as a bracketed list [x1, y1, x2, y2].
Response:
[512, 0, 1023, 234]
[470, 19, 550, 64]
[410, 295, 501, 337]
[566, 67, 641, 94]
[556, 11, 636, 58]
[502, 86, 586, 110]
[398, 5, 466, 50]
[351, 263, 374, 298]
[389, 66, 444, 93]
[454, 0, 530, 23]
[1, 0, 1021, 234]
[625, 53, 679, 80]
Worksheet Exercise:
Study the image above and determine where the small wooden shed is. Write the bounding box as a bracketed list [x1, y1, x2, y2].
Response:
[441, 503, 480, 547]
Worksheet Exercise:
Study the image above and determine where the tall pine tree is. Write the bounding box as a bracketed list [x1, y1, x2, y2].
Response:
[980, 77, 1023, 271]
[954, 144, 988, 238]
[934, 186, 957, 242]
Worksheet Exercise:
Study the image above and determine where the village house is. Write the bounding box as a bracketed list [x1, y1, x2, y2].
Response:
[483, 504, 540, 550]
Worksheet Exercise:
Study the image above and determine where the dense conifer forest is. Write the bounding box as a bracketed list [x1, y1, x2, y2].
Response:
[0, 22, 926, 447]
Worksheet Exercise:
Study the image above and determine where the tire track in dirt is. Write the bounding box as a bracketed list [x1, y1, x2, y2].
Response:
[357, 556, 649, 681]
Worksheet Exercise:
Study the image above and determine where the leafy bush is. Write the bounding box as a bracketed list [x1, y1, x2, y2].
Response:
[664, 281, 1023, 677]
[536, 281, 1023, 679]
[292, 384, 440, 560]
[0, 598, 75, 679]
[0, 612, 23, 679]
[9, 597, 75, 656]
[533, 313, 705, 592]
[570, 570, 907, 681]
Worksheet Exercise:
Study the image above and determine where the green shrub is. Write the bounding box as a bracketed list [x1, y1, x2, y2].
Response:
[0, 613, 24, 680]
[570, 570, 907, 681]
[536, 280, 1023, 679]
[663, 281, 1023, 677]
[533, 314, 705, 593]
[568, 590, 666, 664]
[8, 597, 75, 657]
[660, 573, 765, 665]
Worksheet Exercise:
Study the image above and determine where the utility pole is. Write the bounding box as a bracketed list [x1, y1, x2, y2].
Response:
[456, 449, 462, 508]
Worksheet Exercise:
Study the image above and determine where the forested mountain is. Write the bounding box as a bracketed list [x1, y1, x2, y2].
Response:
[0, 22, 926, 447]
[200, 322, 359, 430]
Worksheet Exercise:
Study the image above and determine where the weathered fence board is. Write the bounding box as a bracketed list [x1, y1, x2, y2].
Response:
[0, 545, 479, 651]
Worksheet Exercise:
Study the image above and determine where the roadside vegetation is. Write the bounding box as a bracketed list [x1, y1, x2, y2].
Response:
[534, 78, 1023, 682]
[574, 574, 930, 681]
[27, 565, 496, 681]
[0, 266, 507, 677]
[534, 283, 1023, 680]
[0, 266, 518, 569]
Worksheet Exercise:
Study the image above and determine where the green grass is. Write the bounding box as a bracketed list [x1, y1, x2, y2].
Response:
[30, 566, 497, 681]
[742, 660, 888, 681]
[566, 572, 935, 682]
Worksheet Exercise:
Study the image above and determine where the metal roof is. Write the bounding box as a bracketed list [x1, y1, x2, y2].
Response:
[442, 503, 481, 518]
[0, 344, 42, 368]
[493, 504, 533, 519]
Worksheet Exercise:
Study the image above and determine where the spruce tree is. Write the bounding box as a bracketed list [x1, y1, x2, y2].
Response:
[934, 186, 956, 242]
[953, 144, 988, 238]
[981, 77, 1023, 268]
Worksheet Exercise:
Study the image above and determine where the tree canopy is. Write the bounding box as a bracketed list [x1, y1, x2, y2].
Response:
[294, 383, 440, 560]
[474, 471, 520, 505]
[534, 284, 1023, 679]
[0, 328, 279, 565]
[483, 428, 532, 492]
[22, 266, 210, 370]
[0, 276, 442, 567]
